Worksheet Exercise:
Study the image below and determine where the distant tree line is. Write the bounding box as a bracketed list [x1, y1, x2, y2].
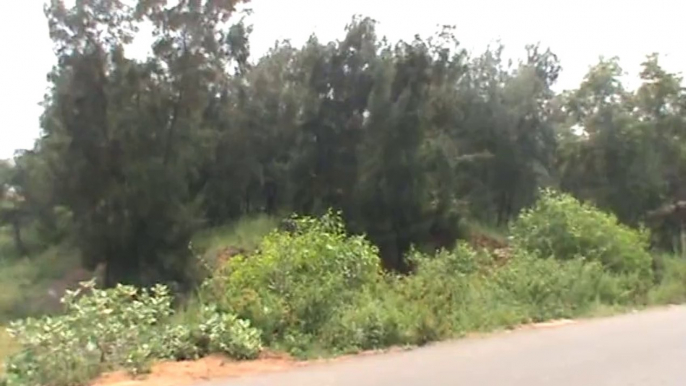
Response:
[2, 0, 685, 287]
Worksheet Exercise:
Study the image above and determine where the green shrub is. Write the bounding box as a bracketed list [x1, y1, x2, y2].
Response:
[408, 242, 495, 276]
[342, 244, 500, 345]
[160, 305, 263, 362]
[319, 284, 411, 353]
[0, 329, 17, 378]
[202, 211, 382, 349]
[2, 280, 174, 385]
[393, 245, 524, 338]
[381, 245, 645, 342]
[490, 252, 640, 322]
[1, 280, 262, 386]
[193, 305, 262, 359]
[191, 215, 279, 256]
[648, 256, 686, 304]
[511, 189, 652, 280]
[182, 208, 657, 360]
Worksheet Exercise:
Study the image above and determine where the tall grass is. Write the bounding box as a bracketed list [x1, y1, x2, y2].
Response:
[648, 255, 686, 304]
[191, 215, 279, 256]
[0, 244, 81, 323]
[463, 220, 509, 247]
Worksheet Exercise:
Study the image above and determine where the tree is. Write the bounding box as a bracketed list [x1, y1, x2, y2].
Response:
[22, 5, 686, 285]
[38, 0, 248, 287]
[0, 161, 28, 256]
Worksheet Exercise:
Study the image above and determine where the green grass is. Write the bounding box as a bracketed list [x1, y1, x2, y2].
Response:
[191, 214, 279, 256]
[0, 214, 278, 325]
[0, 328, 16, 376]
[648, 255, 686, 304]
[463, 220, 509, 247]
[0, 224, 79, 323]
[0, 243, 82, 323]
[0, 225, 79, 375]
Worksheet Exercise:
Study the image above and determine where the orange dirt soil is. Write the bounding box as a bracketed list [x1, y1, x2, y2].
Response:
[91, 352, 304, 386]
[90, 348, 413, 386]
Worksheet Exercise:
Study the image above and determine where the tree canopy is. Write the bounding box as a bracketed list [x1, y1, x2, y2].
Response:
[3, 0, 686, 286]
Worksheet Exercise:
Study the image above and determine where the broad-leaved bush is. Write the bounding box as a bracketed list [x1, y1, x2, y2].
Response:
[510, 189, 652, 280]
[1, 280, 262, 386]
[201, 211, 383, 349]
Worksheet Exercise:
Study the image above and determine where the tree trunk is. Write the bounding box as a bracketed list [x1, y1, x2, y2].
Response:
[11, 217, 27, 256]
[264, 181, 277, 215]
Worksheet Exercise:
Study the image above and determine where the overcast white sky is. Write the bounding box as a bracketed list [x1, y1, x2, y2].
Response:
[1, 0, 684, 159]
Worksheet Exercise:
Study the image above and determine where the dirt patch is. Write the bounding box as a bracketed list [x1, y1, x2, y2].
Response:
[90, 347, 412, 386]
[91, 352, 303, 386]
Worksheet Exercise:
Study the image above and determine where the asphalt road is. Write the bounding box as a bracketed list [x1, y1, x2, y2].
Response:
[202, 306, 686, 386]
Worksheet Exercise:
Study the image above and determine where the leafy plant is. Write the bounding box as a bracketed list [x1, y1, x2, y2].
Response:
[1, 280, 262, 386]
[2, 280, 171, 385]
[202, 211, 383, 350]
[648, 256, 686, 304]
[319, 284, 410, 353]
[511, 189, 653, 280]
[195, 305, 262, 359]
[490, 251, 641, 322]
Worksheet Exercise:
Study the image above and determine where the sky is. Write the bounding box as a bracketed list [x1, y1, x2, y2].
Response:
[1, 0, 684, 159]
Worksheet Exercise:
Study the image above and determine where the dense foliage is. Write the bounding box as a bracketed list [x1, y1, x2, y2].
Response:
[3, 0, 685, 285]
[511, 189, 653, 278]
[3, 2, 686, 382]
[201, 211, 382, 346]
[3, 207, 686, 385]
[198, 209, 665, 356]
[1, 280, 261, 386]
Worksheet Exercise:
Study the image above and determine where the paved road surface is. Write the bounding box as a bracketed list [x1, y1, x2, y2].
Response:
[201, 306, 686, 386]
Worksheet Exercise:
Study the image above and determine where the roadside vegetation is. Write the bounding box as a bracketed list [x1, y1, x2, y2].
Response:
[2, 194, 686, 385]
[3, 1, 686, 385]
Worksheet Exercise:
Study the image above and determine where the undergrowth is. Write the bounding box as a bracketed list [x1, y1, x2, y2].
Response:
[0, 243, 82, 323]
[191, 215, 278, 257]
[2, 193, 686, 385]
[0, 330, 15, 378]
[1, 281, 260, 386]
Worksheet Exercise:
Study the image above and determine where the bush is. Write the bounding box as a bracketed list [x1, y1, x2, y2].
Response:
[648, 256, 686, 304]
[511, 189, 652, 280]
[1, 280, 262, 386]
[489, 251, 640, 322]
[319, 284, 411, 353]
[193, 305, 262, 359]
[320, 244, 503, 351]
[316, 243, 641, 353]
[363, 244, 646, 346]
[201, 211, 382, 350]
[2, 280, 174, 386]
[191, 215, 279, 258]
[407, 242, 495, 276]
[160, 305, 263, 362]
